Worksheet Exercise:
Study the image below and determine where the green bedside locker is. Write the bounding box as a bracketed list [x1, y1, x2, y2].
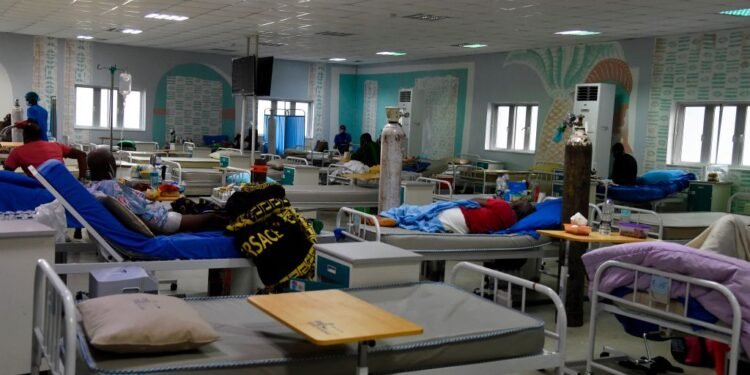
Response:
[687, 181, 732, 212]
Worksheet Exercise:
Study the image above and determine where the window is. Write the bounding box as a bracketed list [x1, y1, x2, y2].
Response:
[670, 103, 750, 166]
[256, 99, 313, 137]
[75, 86, 144, 130]
[485, 104, 538, 152]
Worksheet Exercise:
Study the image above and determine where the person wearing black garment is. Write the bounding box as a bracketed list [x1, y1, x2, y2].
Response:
[610, 142, 638, 185]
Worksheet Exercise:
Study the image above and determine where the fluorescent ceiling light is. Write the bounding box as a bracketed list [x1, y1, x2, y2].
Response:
[457, 43, 487, 48]
[719, 8, 750, 17]
[145, 13, 189, 21]
[76, 35, 94, 40]
[329, 57, 347, 62]
[555, 30, 600, 36]
[376, 51, 406, 56]
[121, 28, 142, 34]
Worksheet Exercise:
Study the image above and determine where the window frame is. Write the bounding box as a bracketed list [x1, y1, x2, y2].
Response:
[74, 85, 146, 131]
[670, 101, 750, 166]
[484, 102, 539, 153]
[257, 98, 314, 138]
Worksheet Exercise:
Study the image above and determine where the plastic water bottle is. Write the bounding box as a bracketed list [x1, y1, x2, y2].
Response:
[149, 168, 160, 187]
[496, 175, 507, 198]
[599, 199, 614, 235]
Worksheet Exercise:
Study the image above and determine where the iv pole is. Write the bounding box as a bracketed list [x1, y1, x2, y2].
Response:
[97, 64, 124, 151]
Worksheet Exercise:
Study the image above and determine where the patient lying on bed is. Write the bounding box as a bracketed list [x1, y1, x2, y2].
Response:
[438, 198, 535, 234]
[380, 198, 535, 234]
[86, 149, 227, 234]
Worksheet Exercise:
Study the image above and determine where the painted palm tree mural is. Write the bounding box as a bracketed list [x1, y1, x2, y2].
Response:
[505, 43, 629, 165]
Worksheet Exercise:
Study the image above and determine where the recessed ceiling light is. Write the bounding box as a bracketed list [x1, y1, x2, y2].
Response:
[76, 35, 94, 40]
[145, 13, 189, 21]
[329, 57, 347, 62]
[376, 51, 406, 56]
[555, 30, 600, 36]
[121, 28, 143, 34]
[719, 8, 750, 17]
[456, 43, 487, 48]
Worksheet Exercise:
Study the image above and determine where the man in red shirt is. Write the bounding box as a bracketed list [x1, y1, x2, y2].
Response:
[439, 198, 535, 234]
[3, 120, 87, 179]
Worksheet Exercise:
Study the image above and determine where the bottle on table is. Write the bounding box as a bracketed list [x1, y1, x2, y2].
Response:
[496, 174, 508, 198]
[599, 199, 614, 235]
[251, 159, 268, 184]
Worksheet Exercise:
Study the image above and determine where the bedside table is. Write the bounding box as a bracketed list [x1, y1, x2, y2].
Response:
[687, 181, 732, 212]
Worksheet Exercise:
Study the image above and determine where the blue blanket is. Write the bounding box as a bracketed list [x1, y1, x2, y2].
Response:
[381, 198, 564, 238]
[38, 160, 242, 260]
[380, 200, 480, 233]
[602, 172, 696, 203]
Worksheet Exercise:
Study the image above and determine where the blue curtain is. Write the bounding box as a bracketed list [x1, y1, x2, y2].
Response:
[263, 115, 306, 155]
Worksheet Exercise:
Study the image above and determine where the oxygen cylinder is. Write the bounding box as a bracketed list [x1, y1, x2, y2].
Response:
[378, 107, 406, 212]
[11, 99, 24, 143]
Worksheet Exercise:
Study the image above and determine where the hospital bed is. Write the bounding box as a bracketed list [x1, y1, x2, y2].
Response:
[417, 176, 497, 202]
[161, 157, 222, 196]
[285, 184, 378, 211]
[32, 259, 570, 375]
[28, 160, 256, 291]
[592, 202, 749, 241]
[583, 245, 747, 375]
[335, 206, 552, 262]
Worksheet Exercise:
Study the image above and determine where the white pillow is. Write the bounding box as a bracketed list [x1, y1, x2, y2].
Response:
[78, 293, 219, 353]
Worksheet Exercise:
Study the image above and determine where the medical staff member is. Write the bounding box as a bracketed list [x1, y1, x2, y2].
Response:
[25, 91, 49, 141]
[334, 124, 352, 154]
[3, 119, 86, 179]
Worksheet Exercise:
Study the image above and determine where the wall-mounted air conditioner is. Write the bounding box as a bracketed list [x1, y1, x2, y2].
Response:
[573, 83, 615, 178]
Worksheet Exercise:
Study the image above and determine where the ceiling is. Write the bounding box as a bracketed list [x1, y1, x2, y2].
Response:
[0, 0, 748, 64]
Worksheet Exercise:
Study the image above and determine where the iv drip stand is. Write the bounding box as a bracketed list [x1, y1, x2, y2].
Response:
[97, 64, 123, 151]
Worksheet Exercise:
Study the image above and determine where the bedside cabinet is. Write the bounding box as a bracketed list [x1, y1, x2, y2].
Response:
[687, 181, 732, 212]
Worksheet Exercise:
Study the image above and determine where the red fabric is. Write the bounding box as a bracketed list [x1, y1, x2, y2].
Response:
[4, 141, 72, 176]
[706, 339, 729, 375]
[460, 198, 517, 233]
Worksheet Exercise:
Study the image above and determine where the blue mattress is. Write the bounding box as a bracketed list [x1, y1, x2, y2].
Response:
[601, 173, 696, 203]
[37, 160, 242, 260]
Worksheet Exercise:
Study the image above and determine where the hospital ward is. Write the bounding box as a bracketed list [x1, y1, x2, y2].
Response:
[3, 1, 750, 374]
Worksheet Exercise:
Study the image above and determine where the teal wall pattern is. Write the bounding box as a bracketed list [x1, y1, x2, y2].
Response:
[64, 40, 92, 144]
[645, 29, 750, 171]
[338, 68, 468, 156]
[152, 63, 234, 145]
[308, 64, 326, 139]
[32, 36, 57, 136]
[165, 76, 222, 143]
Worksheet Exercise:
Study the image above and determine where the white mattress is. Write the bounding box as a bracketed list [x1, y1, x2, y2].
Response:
[636, 212, 750, 240]
[363, 226, 550, 261]
[284, 185, 378, 209]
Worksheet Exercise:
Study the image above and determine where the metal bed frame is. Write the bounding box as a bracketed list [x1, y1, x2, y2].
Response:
[28, 165, 255, 282]
[586, 260, 743, 375]
[31, 259, 571, 375]
[334, 207, 550, 262]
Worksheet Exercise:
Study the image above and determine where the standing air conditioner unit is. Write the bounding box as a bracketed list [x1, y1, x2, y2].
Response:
[398, 88, 419, 155]
[573, 83, 616, 178]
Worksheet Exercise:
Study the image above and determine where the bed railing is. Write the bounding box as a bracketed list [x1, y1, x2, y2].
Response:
[336, 207, 381, 242]
[450, 262, 568, 375]
[586, 260, 742, 375]
[31, 259, 76, 375]
[261, 153, 281, 161]
[285, 156, 309, 166]
[182, 141, 195, 155]
[417, 177, 453, 200]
